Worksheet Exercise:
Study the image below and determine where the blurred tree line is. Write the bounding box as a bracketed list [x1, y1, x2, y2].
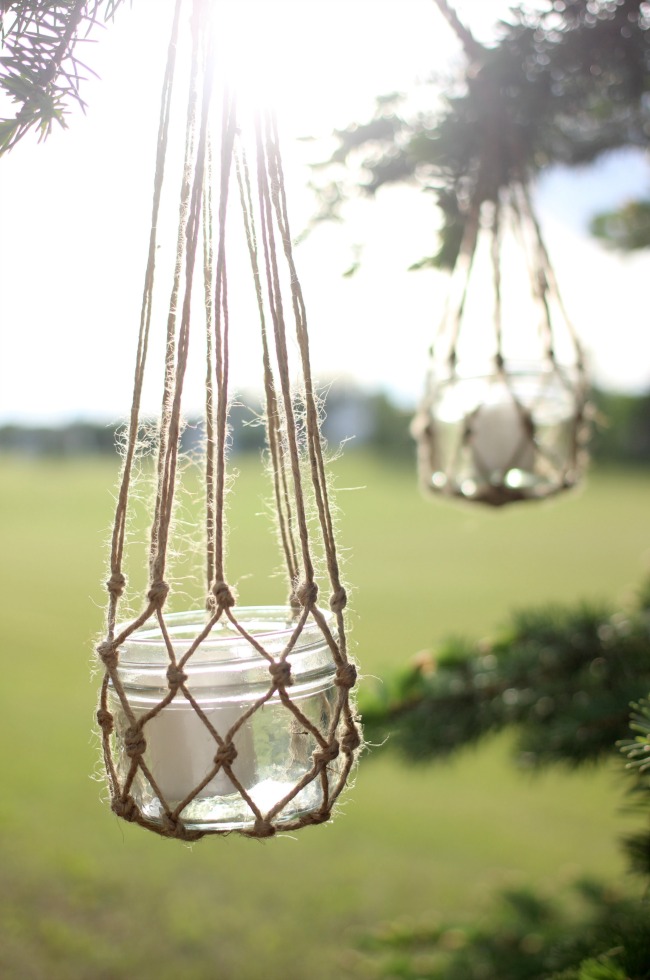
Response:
[1, 384, 648, 463]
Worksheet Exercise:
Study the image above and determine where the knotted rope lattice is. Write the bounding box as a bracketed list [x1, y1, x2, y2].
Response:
[412, 0, 590, 507]
[95, 0, 360, 841]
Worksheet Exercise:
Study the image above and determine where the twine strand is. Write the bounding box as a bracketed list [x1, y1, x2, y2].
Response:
[255, 111, 315, 590]
[203, 137, 216, 593]
[264, 116, 345, 606]
[210, 89, 237, 595]
[106, 0, 183, 635]
[151, 2, 215, 591]
[235, 144, 300, 588]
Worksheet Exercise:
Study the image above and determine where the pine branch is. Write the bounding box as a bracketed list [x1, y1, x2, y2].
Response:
[361, 582, 650, 769]
[355, 611, 650, 978]
[431, 0, 484, 63]
[0, 0, 127, 153]
[619, 698, 650, 878]
[357, 879, 650, 980]
[308, 0, 650, 265]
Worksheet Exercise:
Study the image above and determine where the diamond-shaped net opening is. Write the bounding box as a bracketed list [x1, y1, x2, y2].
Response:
[95, 0, 361, 841]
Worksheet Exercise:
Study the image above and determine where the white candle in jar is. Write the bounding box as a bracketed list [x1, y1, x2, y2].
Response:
[470, 395, 536, 475]
[141, 702, 256, 803]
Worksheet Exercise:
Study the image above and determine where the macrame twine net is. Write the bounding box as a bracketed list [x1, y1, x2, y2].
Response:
[412, 0, 591, 507]
[94, 0, 361, 841]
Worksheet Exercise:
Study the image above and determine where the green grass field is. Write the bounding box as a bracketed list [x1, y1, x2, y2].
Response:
[0, 453, 648, 979]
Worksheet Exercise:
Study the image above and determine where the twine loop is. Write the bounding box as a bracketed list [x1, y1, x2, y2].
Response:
[124, 726, 147, 759]
[147, 580, 170, 608]
[269, 660, 293, 689]
[112, 796, 139, 822]
[329, 587, 347, 613]
[342, 725, 362, 755]
[96, 641, 118, 670]
[166, 664, 187, 691]
[295, 580, 318, 608]
[313, 740, 339, 767]
[161, 813, 186, 838]
[252, 817, 275, 838]
[212, 580, 235, 608]
[302, 809, 330, 826]
[106, 571, 126, 598]
[335, 663, 357, 689]
[96, 708, 114, 735]
[215, 741, 238, 767]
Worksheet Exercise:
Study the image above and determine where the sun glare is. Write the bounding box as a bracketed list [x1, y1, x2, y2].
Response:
[214, 0, 326, 117]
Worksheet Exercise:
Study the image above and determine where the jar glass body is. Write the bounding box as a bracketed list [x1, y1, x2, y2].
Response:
[415, 364, 588, 506]
[108, 608, 345, 831]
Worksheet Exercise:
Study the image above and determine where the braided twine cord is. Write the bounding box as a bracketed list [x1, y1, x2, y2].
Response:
[95, 0, 361, 841]
[412, 0, 591, 507]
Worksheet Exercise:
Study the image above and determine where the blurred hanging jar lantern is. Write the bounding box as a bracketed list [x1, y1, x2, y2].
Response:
[412, 1, 591, 507]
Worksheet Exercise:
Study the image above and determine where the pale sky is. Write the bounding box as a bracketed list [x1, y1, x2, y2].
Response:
[0, 0, 649, 426]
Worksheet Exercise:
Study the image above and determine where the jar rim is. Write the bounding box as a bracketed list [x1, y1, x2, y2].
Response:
[116, 606, 335, 671]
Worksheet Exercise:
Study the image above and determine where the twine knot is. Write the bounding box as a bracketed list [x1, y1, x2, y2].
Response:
[106, 571, 126, 598]
[96, 641, 118, 670]
[329, 587, 347, 613]
[124, 726, 147, 759]
[112, 796, 139, 822]
[160, 814, 203, 841]
[161, 813, 185, 838]
[214, 742, 238, 767]
[147, 580, 169, 608]
[252, 817, 275, 839]
[302, 809, 330, 826]
[342, 724, 362, 755]
[269, 660, 293, 689]
[313, 740, 339, 767]
[166, 664, 187, 691]
[212, 580, 235, 609]
[295, 580, 318, 608]
[335, 663, 357, 690]
[96, 708, 114, 735]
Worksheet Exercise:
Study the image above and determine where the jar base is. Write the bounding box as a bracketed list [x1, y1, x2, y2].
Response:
[136, 773, 329, 832]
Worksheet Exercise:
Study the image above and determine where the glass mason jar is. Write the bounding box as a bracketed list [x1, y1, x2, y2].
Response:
[107, 607, 347, 832]
[413, 363, 589, 506]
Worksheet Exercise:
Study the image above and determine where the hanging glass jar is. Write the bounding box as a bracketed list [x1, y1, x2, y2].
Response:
[106, 608, 354, 834]
[95, 0, 360, 841]
[410, 2, 592, 507]
[412, 178, 590, 507]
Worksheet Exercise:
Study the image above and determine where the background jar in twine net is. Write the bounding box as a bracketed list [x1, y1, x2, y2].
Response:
[94, 0, 361, 841]
[412, 0, 591, 508]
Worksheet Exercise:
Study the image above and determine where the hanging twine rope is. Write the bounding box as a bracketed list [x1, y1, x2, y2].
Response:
[412, 0, 591, 507]
[95, 0, 360, 840]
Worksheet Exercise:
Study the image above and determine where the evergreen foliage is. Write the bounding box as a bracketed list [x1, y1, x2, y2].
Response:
[0, 1, 125, 152]
[356, 583, 650, 978]
[362, 584, 650, 769]
[619, 696, 650, 879]
[358, 880, 650, 979]
[308, 0, 650, 265]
